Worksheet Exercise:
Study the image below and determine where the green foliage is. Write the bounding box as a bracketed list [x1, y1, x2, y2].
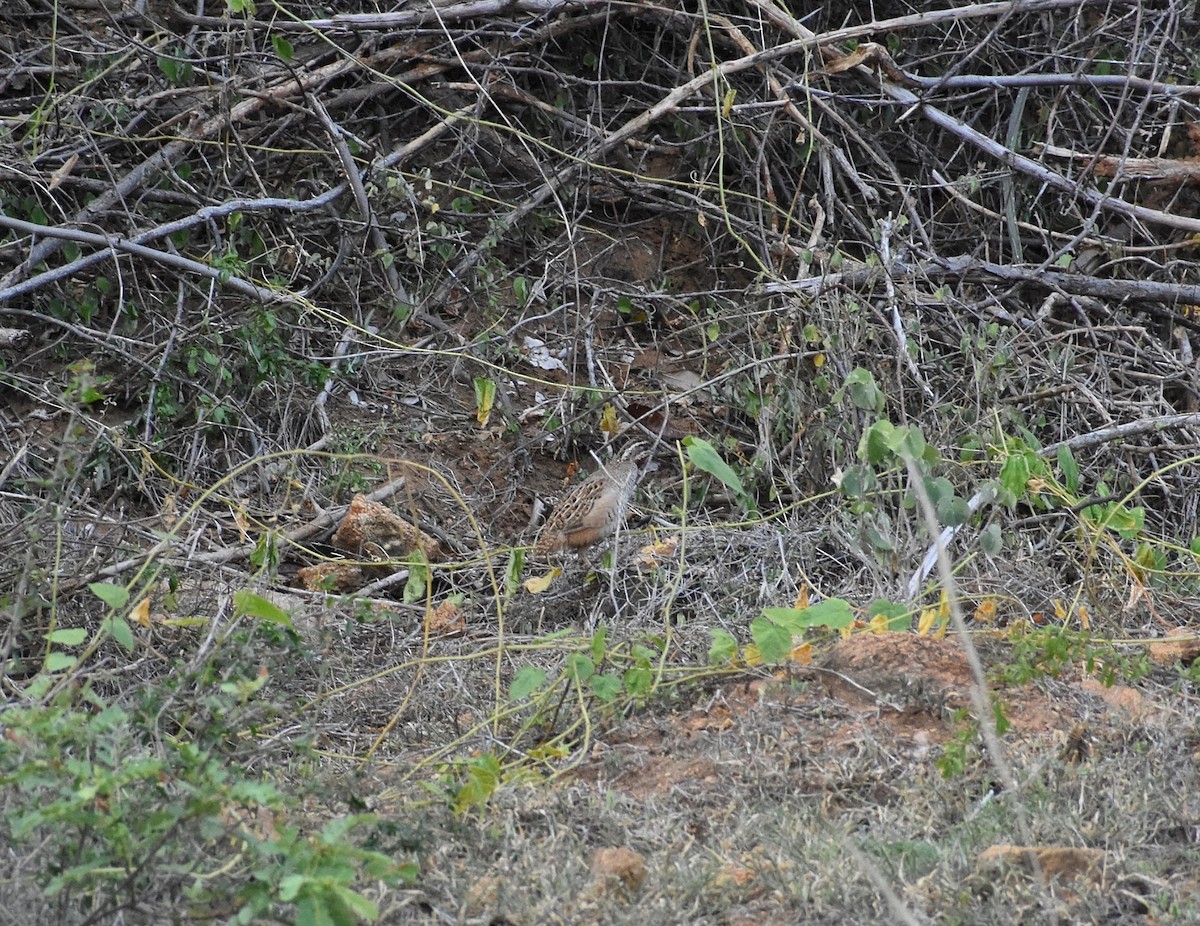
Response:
[0, 679, 412, 922]
[156, 49, 194, 84]
[840, 367, 885, 413]
[234, 816, 413, 925]
[1000, 626, 1151, 687]
[684, 436, 757, 516]
[935, 710, 978, 779]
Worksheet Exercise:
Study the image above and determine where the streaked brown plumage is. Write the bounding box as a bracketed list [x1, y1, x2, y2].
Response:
[535, 455, 641, 553]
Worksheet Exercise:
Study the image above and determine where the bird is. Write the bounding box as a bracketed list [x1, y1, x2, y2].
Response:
[534, 444, 645, 554]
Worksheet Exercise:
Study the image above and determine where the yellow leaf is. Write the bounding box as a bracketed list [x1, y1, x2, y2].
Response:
[868, 614, 889, 633]
[813, 353, 825, 368]
[917, 608, 937, 636]
[789, 642, 813, 665]
[1053, 598, 1068, 619]
[523, 569, 561, 594]
[130, 596, 152, 628]
[1077, 604, 1090, 630]
[599, 404, 620, 437]
[161, 494, 178, 529]
[973, 597, 998, 624]
[632, 537, 678, 569]
[793, 585, 810, 609]
[234, 510, 251, 542]
[743, 644, 763, 666]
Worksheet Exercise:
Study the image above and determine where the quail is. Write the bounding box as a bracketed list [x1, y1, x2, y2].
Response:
[535, 447, 643, 553]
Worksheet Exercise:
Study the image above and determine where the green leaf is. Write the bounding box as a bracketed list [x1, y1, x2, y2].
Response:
[279, 874, 305, 903]
[708, 628, 738, 664]
[590, 673, 622, 702]
[454, 753, 501, 812]
[998, 452, 1031, 501]
[43, 652, 78, 672]
[684, 437, 745, 496]
[272, 35, 294, 61]
[843, 367, 883, 412]
[763, 598, 855, 631]
[250, 532, 280, 571]
[979, 523, 1002, 556]
[89, 582, 129, 610]
[1057, 444, 1080, 495]
[46, 628, 87, 646]
[936, 494, 970, 527]
[403, 557, 428, 604]
[504, 548, 524, 597]
[623, 665, 653, 696]
[861, 515, 896, 552]
[837, 464, 875, 499]
[859, 420, 894, 465]
[866, 599, 909, 630]
[565, 653, 594, 684]
[332, 887, 379, 923]
[473, 376, 496, 427]
[750, 615, 793, 664]
[590, 624, 607, 662]
[234, 590, 295, 628]
[105, 616, 135, 650]
[1104, 504, 1144, 540]
[509, 666, 546, 701]
[993, 700, 1011, 735]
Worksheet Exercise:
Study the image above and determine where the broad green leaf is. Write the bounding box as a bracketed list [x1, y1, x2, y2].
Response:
[979, 523, 1003, 556]
[509, 666, 546, 701]
[763, 598, 855, 631]
[566, 653, 594, 684]
[590, 673, 622, 702]
[454, 753, 501, 812]
[105, 616, 134, 650]
[623, 665, 653, 696]
[332, 887, 379, 923]
[1105, 504, 1144, 540]
[998, 452, 1031, 501]
[279, 874, 304, 903]
[234, 590, 295, 628]
[46, 628, 87, 646]
[89, 582, 129, 609]
[591, 624, 607, 662]
[866, 599, 909, 630]
[936, 494, 970, 526]
[859, 420, 894, 464]
[838, 464, 873, 499]
[684, 437, 745, 496]
[750, 615, 793, 664]
[708, 628, 738, 664]
[43, 652, 77, 672]
[843, 367, 883, 412]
